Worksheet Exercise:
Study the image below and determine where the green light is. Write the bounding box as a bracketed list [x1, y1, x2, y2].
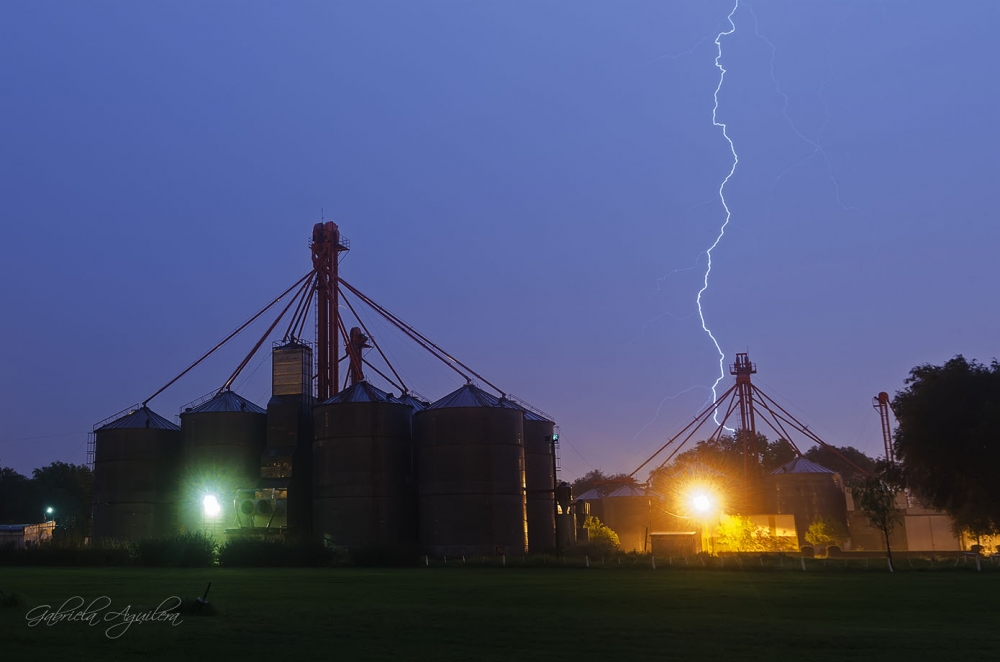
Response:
[45, 507, 54, 515]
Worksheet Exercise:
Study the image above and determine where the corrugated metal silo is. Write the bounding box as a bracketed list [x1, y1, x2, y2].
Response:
[91, 406, 182, 541]
[763, 457, 848, 547]
[313, 381, 416, 547]
[521, 411, 556, 553]
[415, 384, 527, 557]
[180, 390, 266, 538]
[602, 484, 654, 552]
[395, 393, 429, 412]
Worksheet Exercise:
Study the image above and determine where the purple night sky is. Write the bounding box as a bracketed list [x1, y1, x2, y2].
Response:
[2, 1, 997, 481]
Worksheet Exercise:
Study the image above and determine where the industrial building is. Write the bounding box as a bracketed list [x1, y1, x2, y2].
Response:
[89, 222, 563, 556]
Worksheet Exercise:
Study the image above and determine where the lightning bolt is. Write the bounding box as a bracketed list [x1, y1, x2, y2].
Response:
[698, 0, 740, 425]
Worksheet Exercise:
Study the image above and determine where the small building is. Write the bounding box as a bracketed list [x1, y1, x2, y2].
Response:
[650, 531, 700, 557]
[0, 521, 56, 548]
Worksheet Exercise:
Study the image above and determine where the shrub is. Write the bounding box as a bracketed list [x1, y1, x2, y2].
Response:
[136, 532, 216, 567]
[218, 537, 343, 567]
[805, 518, 848, 550]
[715, 515, 798, 553]
[580, 516, 620, 556]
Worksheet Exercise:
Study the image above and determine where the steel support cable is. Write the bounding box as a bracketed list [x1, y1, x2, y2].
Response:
[220, 275, 314, 393]
[339, 289, 408, 394]
[293, 283, 317, 341]
[754, 407, 803, 457]
[629, 382, 739, 478]
[751, 394, 804, 457]
[361, 357, 404, 394]
[632, 384, 739, 478]
[283, 271, 317, 341]
[654, 386, 742, 473]
[340, 279, 476, 386]
[751, 385, 869, 476]
[143, 272, 312, 406]
[338, 277, 505, 396]
[705, 388, 743, 444]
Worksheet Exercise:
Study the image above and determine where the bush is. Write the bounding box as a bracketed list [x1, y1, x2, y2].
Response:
[715, 515, 798, 553]
[805, 518, 848, 550]
[136, 532, 216, 567]
[0, 539, 136, 566]
[349, 544, 418, 567]
[218, 537, 343, 567]
[582, 516, 620, 556]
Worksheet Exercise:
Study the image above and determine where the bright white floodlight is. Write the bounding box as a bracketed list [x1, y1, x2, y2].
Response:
[691, 494, 712, 514]
[202, 494, 222, 518]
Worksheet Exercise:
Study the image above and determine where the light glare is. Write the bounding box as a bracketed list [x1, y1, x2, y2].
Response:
[692, 494, 712, 513]
[202, 494, 222, 518]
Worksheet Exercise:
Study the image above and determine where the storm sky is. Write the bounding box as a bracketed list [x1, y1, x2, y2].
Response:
[2, 1, 997, 479]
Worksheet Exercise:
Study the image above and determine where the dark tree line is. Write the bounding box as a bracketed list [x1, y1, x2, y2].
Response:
[570, 432, 876, 504]
[0, 460, 92, 536]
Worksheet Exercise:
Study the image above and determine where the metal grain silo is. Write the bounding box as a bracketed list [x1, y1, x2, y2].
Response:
[180, 390, 266, 538]
[520, 410, 556, 554]
[394, 393, 429, 412]
[415, 384, 527, 557]
[313, 381, 416, 547]
[91, 406, 182, 541]
[763, 457, 848, 547]
[602, 484, 655, 552]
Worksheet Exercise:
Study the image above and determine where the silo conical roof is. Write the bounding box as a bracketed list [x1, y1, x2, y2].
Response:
[97, 406, 179, 431]
[427, 384, 506, 409]
[605, 484, 649, 498]
[323, 381, 394, 404]
[575, 488, 603, 501]
[184, 390, 265, 414]
[501, 399, 552, 422]
[769, 457, 835, 475]
[395, 393, 429, 411]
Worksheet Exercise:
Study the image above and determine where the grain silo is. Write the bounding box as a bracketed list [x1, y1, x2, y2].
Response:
[180, 390, 266, 538]
[394, 393, 429, 412]
[91, 406, 182, 541]
[763, 457, 848, 547]
[415, 384, 527, 557]
[602, 484, 655, 552]
[312, 381, 416, 547]
[520, 410, 556, 554]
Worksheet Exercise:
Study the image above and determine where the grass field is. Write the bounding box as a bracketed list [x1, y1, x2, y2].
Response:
[2, 562, 998, 661]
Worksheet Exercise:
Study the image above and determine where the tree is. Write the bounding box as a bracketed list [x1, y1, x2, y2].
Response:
[0, 462, 37, 524]
[583, 515, 620, 551]
[653, 432, 796, 481]
[892, 356, 1000, 536]
[804, 518, 848, 551]
[571, 470, 637, 500]
[852, 462, 904, 571]
[803, 445, 876, 483]
[31, 461, 92, 537]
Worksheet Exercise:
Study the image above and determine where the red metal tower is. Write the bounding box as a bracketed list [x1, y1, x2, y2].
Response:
[873, 391, 895, 463]
[731, 352, 759, 506]
[311, 222, 349, 400]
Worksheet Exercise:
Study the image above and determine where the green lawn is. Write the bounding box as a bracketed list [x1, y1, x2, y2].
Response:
[2, 564, 998, 660]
